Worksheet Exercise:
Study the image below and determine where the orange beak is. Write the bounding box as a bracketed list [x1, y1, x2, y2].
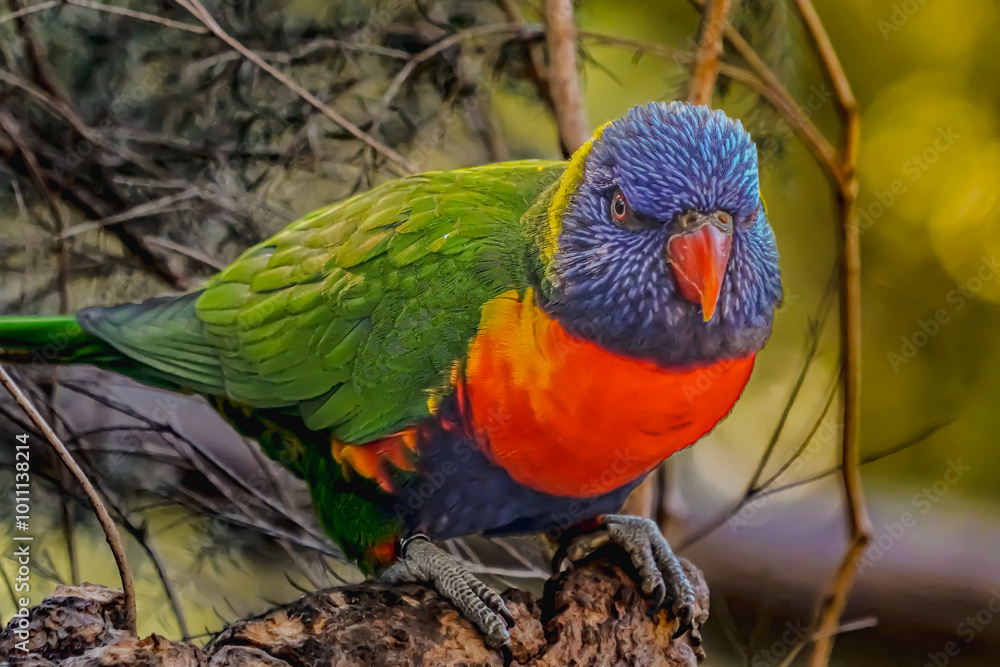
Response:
[666, 214, 733, 322]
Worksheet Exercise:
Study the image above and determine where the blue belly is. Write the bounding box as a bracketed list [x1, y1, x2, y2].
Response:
[387, 396, 645, 541]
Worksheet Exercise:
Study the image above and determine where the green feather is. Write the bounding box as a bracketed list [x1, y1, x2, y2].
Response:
[0, 159, 566, 565]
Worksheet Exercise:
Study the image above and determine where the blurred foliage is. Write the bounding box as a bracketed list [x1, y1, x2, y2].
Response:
[0, 0, 547, 303]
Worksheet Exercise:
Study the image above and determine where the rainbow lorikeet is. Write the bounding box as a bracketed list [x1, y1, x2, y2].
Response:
[0, 102, 781, 654]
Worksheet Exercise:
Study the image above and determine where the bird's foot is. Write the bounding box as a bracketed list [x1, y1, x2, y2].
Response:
[599, 514, 700, 643]
[380, 534, 515, 661]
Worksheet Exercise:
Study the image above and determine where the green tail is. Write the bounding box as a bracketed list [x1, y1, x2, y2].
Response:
[0, 293, 228, 393]
[0, 315, 122, 365]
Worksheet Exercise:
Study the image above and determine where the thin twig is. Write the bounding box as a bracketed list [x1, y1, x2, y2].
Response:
[132, 520, 190, 640]
[59, 188, 202, 239]
[0, 564, 17, 610]
[756, 378, 839, 492]
[182, 37, 408, 81]
[60, 380, 330, 547]
[783, 2, 869, 664]
[95, 487, 191, 640]
[0, 0, 58, 26]
[687, 0, 731, 105]
[144, 236, 226, 271]
[6, 0, 59, 96]
[579, 31, 687, 61]
[172, 0, 416, 173]
[0, 68, 166, 177]
[759, 422, 946, 499]
[49, 412, 194, 641]
[686, 0, 839, 183]
[0, 364, 137, 632]
[743, 270, 837, 492]
[776, 617, 877, 667]
[0, 109, 68, 310]
[59, 482, 79, 584]
[370, 24, 539, 136]
[497, 0, 552, 111]
[65, 0, 207, 33]
[678, 272, 837, 550]
[544, 0, 589, 156]
[585, 23, 842, 185]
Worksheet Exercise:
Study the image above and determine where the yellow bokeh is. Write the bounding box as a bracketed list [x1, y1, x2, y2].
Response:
[855, 0, 997, 66]
[860, 74, 990, 223]
[927, 141, 1000, 303]
[860, 71, 1000, 303]
[858, 74, 996, 277]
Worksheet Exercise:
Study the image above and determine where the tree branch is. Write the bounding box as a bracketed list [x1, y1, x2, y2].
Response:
[0, 549, 709, 666]
[544, 0, 589, 156]
[497, 0, 553, 112]
[788, 2, 870, 665]
[369, 23, 542, 140]
[0, 365, 137, 634]
[172, 0, 417, 174]
[686, 0, 840, 183]
[687, 0, 731, 105]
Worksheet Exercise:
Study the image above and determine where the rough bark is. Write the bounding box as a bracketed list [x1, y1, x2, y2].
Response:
[0, 548, 708, 666]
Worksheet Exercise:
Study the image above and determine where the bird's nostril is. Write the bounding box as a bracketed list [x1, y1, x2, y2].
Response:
[666, 223, 733, 322]
[713, 211, 734, 233]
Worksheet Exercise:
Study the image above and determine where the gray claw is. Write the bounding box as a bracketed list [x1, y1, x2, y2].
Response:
[380, 535, 514, 650]
[601, 514, 699, 638]
[672, 603, 694, 639]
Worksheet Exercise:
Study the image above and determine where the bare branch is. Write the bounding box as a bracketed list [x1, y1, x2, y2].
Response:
[544, 0, 589, 156]
[0, 0, 58, 27]
[759, 422, 947, 499]
[497, 0, 552, 112]
[65, 0, 207, 33]
[172, 0, 417, 173]
[789, 1, 870, 663]
[677, 272, 837, 551]
[1, 553, 709, 666]
[687, 0, 841, 183]
[687, 0, 731, 105]
[144, 236, 226, 271]
[59, 188, 203, 239]
[371, 24, 540, 135]
[0, 109, 69, 310]
[0, 364, 137, 633]
[182, 37, 409, 81]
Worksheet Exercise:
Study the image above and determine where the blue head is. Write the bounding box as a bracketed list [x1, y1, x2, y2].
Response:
[542, 102, 783, 366]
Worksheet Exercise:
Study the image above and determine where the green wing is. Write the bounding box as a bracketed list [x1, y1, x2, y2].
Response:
[80, 161, 563, 444]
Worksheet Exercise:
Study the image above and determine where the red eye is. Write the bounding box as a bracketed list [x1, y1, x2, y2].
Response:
[610, 190, 630, 224]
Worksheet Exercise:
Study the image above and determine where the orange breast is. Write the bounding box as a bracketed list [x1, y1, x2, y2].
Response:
[464, 289, 755, 498]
